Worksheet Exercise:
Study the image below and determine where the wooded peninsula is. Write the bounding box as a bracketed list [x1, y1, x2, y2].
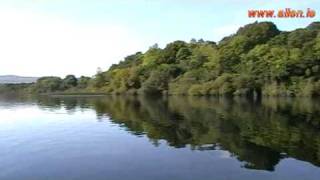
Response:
[2, 21, 320, 97]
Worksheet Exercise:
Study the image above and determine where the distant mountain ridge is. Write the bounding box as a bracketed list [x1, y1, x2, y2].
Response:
[0, 75, 38, 84]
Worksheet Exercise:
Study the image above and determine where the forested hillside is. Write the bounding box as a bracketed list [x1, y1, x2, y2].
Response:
[33, 21, 320, 97]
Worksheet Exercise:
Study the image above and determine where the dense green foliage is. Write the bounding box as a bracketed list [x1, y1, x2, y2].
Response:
[32, 75, 92, 94]
[0, 83, 33, 94]
[29, 21, 320, 97]
[88, 21, 320, 97]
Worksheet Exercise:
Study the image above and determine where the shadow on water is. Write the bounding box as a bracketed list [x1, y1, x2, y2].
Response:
[2, 94, 320, 171]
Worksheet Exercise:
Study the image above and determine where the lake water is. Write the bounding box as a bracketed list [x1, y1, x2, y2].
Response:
[0, 95, 320, 180]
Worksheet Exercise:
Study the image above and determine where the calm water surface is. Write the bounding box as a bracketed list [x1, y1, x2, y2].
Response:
[0, 95, 320, 180]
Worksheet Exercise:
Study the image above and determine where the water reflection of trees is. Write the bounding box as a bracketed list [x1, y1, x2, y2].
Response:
[33, 95, 320, 171]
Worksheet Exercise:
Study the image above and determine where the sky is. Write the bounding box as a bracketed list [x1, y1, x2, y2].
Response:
[0, 0, 318, 77]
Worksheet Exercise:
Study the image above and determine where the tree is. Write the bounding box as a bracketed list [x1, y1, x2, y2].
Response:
[78, 76, 91, 88]
[61, 75, 78, 89]
[142, 46, 162, 66]
[93, 68, 106, 88]
[161, 41, 188, 64]
[176, 47, 192, 62]
[35, 77, 62, 93]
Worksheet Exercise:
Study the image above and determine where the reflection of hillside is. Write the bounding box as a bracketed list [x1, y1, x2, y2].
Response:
[32, 95, 320, 171]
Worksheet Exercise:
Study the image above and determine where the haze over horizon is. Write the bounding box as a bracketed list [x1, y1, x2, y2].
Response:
[0, 0, 318, 77]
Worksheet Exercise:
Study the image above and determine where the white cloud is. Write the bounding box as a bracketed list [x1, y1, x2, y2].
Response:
[0, 7, 148, 77]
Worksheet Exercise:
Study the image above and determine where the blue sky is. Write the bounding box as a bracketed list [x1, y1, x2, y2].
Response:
[0, 0, 318, 77]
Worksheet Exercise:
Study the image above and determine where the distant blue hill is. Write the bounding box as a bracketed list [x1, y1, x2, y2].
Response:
[0, 75, 38, 84]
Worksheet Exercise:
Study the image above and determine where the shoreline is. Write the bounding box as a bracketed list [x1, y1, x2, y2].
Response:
[37, 92, 320, 99]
